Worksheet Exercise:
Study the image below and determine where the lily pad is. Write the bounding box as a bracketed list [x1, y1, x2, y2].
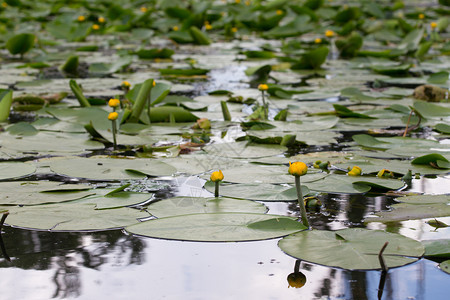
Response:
[0, 181, 94, 205]
[0, 162, 36, 180]
[204, 182, 309, 201]
[2, 203, 149, 231]
[440, 260, 450, 274]
[147, 196, 267, 218]
[126, 213, 306, 242]
[278, 228, 424, 270]
[306, 174, 404, 194]
[49, 157, 176, 180]
[79, 191, 154, 209]
[203, 142, 287, 158]
[423, 239, 450, 258]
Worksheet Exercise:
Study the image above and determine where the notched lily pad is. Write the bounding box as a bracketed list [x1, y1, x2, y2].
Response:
[278, 228, 424, 270]
[125, 213, 306, 242]
[2, 203, 149, 231]
[147, 196, 267, 218]
[49, 157, 176, 180]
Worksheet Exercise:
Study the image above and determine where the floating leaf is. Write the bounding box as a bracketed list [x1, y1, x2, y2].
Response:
[0, 162, 36, 180]
[2, 203, 149, 231]
[306, 174, 404, 194]
[147, 197, 267, 218]
[435, 123, 450, 134]
[204, 182, 309, 201]
[412, 154, 450, 169]
[423, 240, 450, 258]
[49, 157, 176, 180]
[126, 213, 306, 242]
[203, 142, 286, 158]
[440, 260, 450, 274]
[278, 228, 424, 270]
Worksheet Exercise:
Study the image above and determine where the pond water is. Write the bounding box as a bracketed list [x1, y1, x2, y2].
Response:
[1, 1, 450, 298]
[1, 177, 449, 299]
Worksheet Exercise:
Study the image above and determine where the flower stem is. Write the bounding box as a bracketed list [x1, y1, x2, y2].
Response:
[111, 120, 117, 150]
[214, 181, 220, 197]
[295, 175, 309, 228]
[261, 90, 268, 120]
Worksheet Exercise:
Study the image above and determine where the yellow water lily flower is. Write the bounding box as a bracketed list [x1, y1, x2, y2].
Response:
[231, 27, 238, 33]
[289, 161, 308, 176]
[205, 23, 212, 30]
[108, 112, 118, 121]
[173, 26, 179, 31]
[108, 98, 120, 108]
[418, 13, 425, 20]
[77, 15, 85, 22]
[348, 166, 362, 176]
[140, 6, 148, 13]
[276, 10, 283, 15]
[121, 81, 131, 88]
[430, 22, 437, 29]
[98, 17, 105, 23]
[258, 84, 269, 91]
[314, 38, 322, 44]
[210, 170, 224, 182]
[92, 24, 100, 30]
[325, 30, 335, 38]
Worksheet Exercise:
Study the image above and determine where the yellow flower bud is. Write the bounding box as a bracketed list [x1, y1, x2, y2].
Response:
[231, 27, 238, 33]
[430, 22, 437, 29]
[289, 161, 308, 176]
[140, 6, 147, 13]
[122, 81, 131, 88]
[347, 166, 362, 176]
[245, 0, 251, 5]
[173, 26, 179, 31]
[98, 17, 105, 23]
[314, 38, 322, 44]
[258, 84, 269, 91]
[205, 23, 212, 30]
[92, 24, 100, 30]
[210, 170, 224, 182]
[2, 2, 7, 7]
[108, 98, 120, 108]
[235, 0, 241, 3]
[276, 10, 283, 15]
[77, 15, 85, 22]
[418, 13, 425, 20]
[152, 80, 156, 87]
[377, 169, 394, 178]
[287, 272, 306, 288]
[108, 112, 118, 121]
[325, 30, 335, 38]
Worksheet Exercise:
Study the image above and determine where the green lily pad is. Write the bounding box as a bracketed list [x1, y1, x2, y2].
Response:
[125, 213, 306, 242]
[0, 132, 104, 154]
[49, 157, 176, 180]
[412, 154, 450, 169]
[440, 260, 450, 274]
[0, 181, 94, 205]
[1, 203, 149, 231]
[365, 203, 450, 223]
[435, 123, 450, 134]
[6, 33, 35, 56]
[423, 239, 450, 258]
[278, 228, 424, 270]
[79, 191, 154, 209]
[147, 196, 267, 218]
[204, 182, 309, 201]
[306, 174, 404, 194]
[211, 165, 326, 184]
[0, 162, 36, 180]
[203, 142, 287, 158]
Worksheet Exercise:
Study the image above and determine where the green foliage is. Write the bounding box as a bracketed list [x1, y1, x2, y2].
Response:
[6, 33, 35, 56]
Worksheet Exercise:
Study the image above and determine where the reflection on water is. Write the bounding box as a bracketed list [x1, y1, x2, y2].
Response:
[0, 174, 449, 299]
[1, 226, 449, 299]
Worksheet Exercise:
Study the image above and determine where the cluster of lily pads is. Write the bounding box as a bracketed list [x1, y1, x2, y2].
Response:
[0, 0, 449, 273]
